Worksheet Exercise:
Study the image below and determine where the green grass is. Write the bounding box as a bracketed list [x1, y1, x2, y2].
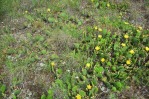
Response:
[0, 0, 149, 99]
[0, 0, 14, 19]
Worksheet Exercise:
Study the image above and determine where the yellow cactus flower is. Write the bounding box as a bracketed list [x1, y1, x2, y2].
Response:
[129, 50, 135, 54]
[145, 47, 149, 52]
[121, 43, 126, 47]
[98, 35, 102, 38]
[95, 46, 100, 51]
[76, 94, 81, 99]
[47, 8, 51, 12]
[51, 61, 55, 66]
[101, 58, 105, 62]
[124, 34, 129, 39]
[86, 63, 91, 68]
[87, 84, 92, 90]
[126, 60, 131, 65]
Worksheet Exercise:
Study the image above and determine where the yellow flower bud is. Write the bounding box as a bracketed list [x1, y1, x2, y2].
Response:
[124, 22, 129, 25]
[98, 35, 102, 38]
[51, 61, 55, 66]
[145, 47, 149, 52]
[98, 28, 102, 32]
[94, 26, 98, 30]
[107, 3, 110, 7]
[86, 63, 91, 68]
[25, 11, 28, 13]
[47, 8, 51, 12]
[138, 26, 143, 30]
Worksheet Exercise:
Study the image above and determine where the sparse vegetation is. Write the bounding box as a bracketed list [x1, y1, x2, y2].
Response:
[0, 0, 149, 99]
